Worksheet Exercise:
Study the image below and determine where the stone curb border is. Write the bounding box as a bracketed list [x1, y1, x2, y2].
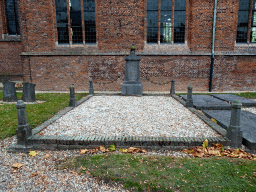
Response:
[9, 94, 230, 152]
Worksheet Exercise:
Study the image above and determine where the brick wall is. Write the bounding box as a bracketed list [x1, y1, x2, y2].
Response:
[1, 0, 256, 91]
[18, 0, 55, 52]
[0, 41, 23, 79]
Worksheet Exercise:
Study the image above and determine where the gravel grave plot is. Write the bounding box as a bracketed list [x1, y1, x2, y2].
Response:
[243, 107, 256, 114]
[40, 96, 221, 138]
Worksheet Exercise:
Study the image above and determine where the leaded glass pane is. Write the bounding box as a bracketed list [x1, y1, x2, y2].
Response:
[236, 10, 249, 43]
[147, 10, 158, 43]
[70, 0, 82, 44]
[147, 0, 158, 11]
[5, 0, 20, 35]
[147, 27, 158, 43]
[160, 0, 172, 11]
[175, 0, 186, 11]
[174, 11, 185, 43]
[239, 0, 250, 11]
[84, 0, 96, 43]
[160, 11, 172, 43]
[83, 0, 95, 12]
[55, 0, 69, 44]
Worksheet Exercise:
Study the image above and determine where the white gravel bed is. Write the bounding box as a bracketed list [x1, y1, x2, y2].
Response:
[243, 107, 256, 114]
[40, 96, 221, 138]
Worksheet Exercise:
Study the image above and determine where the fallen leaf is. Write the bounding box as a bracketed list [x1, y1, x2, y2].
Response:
[12, 163, 23, 169]
[109, 143, 116, 152]
[80, 149, 89, 154]
[29, 172, 38, 177]
[202, 139, 208, 149]
[211, 118, 218, 124]
[120, 148, 128, 153]
[44, 154, 50, 159]
[100, 145, 109, 153]
[29, 151, 38, 157]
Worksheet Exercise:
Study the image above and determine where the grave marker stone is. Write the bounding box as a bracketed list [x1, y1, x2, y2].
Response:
[3, 81, 17, 102]
[22, 82, 36, 102]
[121, 45, 143, 95]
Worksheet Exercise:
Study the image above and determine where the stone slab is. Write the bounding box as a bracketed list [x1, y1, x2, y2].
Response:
[180, 95, 231, 110]
[211, 94, 256, 107]
[203, 110, 256, 150]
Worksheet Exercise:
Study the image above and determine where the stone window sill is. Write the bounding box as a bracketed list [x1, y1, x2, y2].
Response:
[235, 43, 256, 47]
[1, 34, 21, 41]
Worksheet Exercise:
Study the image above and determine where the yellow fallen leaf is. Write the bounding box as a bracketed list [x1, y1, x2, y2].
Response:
[120, 148, 128, 153]
[80, 149, 89, 154]
[29, 151, 38, 157]
[211, 118, 217, 124]
[203, 139, 208, 149]
[12, 163, 23, 169]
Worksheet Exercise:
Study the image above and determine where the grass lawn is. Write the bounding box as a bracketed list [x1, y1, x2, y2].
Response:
[0, 91, 88, 140]
[58, 153, 256, 192]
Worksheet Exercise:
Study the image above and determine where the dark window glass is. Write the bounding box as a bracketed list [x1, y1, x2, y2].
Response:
[236, 0, 250, 43]
[147, 11, 158, 43]
[55, 0, 69, 44]
[84, 0, 96, 43]
[147, 0, 186, 44]
[5, 0, 20, 35]
[174, 0, 186, 43]
[250, 0, 256, 42]
[70, 0, 83, 44]
[147, 0, 158, 11]
[147, 0, 158, 43]
[160, 0, 172, 43]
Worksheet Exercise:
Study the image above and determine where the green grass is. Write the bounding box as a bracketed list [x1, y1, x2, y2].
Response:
[0, 91, 88, 140]
[58, 154, 256, 192]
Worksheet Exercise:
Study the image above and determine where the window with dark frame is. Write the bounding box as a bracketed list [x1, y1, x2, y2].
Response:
[147, 0, 186, 44]
[55, 0, 96, 45]
[5, 0, 20, 35]
[236, 0, 256, 43]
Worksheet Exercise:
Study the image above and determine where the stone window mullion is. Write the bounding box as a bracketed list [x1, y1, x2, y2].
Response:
[171, 0, 175, 44]
[247, 0, 253, 43]
[81, 0, 85, 44]
[158, 0, 161, 44]
[66, 0, 71, 45]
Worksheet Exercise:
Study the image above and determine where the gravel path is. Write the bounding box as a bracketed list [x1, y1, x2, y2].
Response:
[40, 96, 221, 138]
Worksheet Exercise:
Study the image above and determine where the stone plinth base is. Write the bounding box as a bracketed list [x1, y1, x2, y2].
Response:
[121, 83, 143, 95]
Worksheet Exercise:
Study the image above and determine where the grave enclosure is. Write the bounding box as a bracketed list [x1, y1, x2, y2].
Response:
[6, 50, 256, 152]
